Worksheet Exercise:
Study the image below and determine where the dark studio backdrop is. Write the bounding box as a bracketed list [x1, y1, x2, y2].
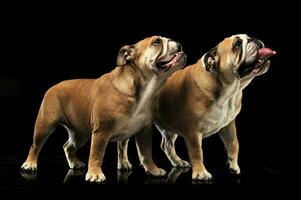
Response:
[0, 1, 296, 195]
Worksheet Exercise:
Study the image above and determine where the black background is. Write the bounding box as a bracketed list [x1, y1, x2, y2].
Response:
[0, 1, 297, 196]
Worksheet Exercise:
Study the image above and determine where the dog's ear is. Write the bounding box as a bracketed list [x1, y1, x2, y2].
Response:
[116, 45, 136, 66]
[204, 47, 217, 72]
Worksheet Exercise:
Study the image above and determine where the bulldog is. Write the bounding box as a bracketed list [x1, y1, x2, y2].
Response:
[21, 36, 187, 182]
[118, 34, 276, 180]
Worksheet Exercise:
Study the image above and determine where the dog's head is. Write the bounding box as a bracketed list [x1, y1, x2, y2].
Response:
[117, 36, 187, 77]
[203, 34, 276, 83]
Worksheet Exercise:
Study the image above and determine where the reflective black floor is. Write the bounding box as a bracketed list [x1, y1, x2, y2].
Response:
[0, 156, 285, 198]
[0, 156, 280, 186]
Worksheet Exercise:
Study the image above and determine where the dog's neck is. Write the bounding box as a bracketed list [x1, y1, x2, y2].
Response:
[127, 63, 166, 98]
[215, 77, 240, 106]
[239, 76, 255, 90]
[193, 59, 241, 107]
[133, 75, 165, 117]
[111, 64, 166, 109]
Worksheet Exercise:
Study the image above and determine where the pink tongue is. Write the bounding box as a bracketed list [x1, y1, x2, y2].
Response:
[258, 48, 276, 59]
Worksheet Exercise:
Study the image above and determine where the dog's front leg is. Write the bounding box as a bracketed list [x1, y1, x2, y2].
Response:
[184, 132, 212, 180]
[135, 125, 166, 176]
[219, 120, 240, 174]
[85, 130, 110, 183]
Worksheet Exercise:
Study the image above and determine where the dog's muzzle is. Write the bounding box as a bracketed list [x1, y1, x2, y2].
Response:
[156, 43, 186, 72]
[238, 39, 276, 77]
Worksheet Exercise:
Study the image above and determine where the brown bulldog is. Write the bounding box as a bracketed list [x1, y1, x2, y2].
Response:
[21, 36, 187, 182]
[118, 34, 276, 180]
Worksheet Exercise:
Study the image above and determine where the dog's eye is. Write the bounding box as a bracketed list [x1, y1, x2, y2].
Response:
[234, 40, 242, 48]
[153, 38, 161, 46]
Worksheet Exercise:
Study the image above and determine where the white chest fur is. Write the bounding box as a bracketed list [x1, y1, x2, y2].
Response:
[199, 82, 242, 138]
[112, 76, 162, 141]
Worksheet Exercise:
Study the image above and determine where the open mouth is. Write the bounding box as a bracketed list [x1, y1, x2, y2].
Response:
[238, 47, 276, 77]
[156, 52, 183, 71]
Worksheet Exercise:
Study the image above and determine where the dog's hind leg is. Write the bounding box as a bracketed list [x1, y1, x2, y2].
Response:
[21, 90, 61, 171]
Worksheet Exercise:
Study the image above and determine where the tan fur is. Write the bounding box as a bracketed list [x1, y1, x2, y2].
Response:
[120, 34, 273, 180]
[21, 36, 186, 182]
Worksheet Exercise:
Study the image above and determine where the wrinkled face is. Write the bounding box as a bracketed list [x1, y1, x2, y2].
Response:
[117, 36, 187, 77]
[204, 34, 276, 82]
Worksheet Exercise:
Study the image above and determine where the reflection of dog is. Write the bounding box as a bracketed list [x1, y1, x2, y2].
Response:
[144, 167, 189, 184]
[63, 169, 85, 184]
[21, 36, 187, 183]
[166, 167, 189, 184]
[20, 170, 38, 183]
[120, 34, 276, 181]
[117, 170, 133, 184]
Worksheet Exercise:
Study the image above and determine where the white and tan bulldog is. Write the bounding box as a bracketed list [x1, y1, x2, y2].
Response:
[118, 34, 276, 181]
[21, 36, 187, 182]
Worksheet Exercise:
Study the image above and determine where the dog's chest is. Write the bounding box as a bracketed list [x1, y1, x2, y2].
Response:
[112, 76, 161, 141]
[121, 108, 152, 136]
[111, 108, 153, 142]
[200, 93, 241, 138]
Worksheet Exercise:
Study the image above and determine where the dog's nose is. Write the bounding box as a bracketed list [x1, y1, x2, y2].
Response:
[248, 37, 264, 48]
[176, 42, 183, 52]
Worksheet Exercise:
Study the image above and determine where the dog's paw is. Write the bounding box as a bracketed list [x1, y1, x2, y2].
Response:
[172, 159, 190, 168]
[69, 160, 86, 169]
[146, 167, 166, 177]
[228, 162, 240, 174]
[192, 169, 212, 181]
[21, 161, 37, 171]
[117, 160, 133, 171]
[85, 170, 106, 183]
